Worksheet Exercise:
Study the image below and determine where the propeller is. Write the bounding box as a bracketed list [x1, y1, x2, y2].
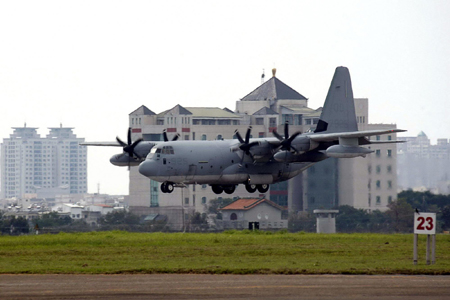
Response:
[234, 126, 259, 166]
[116, 128, 143, 160]
[163, 129, 180, 142]
[272, 122, 301, 153]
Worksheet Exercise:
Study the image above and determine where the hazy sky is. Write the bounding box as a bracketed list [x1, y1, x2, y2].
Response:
[1, 0, 449, 195]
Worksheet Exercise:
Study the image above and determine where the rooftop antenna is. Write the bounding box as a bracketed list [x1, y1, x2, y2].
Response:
[261, 69, 265, 84]
[97, 183, 100, 195]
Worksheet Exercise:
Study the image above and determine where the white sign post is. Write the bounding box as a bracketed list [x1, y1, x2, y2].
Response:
[413, 212, 436, 265]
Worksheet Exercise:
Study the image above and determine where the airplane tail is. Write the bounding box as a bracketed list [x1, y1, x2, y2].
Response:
[315, 66, 358, 133]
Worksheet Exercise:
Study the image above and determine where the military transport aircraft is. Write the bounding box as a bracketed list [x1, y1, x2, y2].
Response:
[82, 66, 405, 195]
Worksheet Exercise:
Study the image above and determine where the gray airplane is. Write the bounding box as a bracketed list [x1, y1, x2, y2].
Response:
[82, 66, 405, 195]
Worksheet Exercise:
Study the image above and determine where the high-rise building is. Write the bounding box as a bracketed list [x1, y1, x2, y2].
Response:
[397, 132, 450, 194]
[1, 125, 87, 199]
[126, 70, 399, 214]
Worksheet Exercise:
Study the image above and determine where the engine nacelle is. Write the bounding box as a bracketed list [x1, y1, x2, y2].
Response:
[325, 145, 373, 158]
[110, 153, 141, 167]
[273, 151, 296, 163]
[291, 136, 319, 152]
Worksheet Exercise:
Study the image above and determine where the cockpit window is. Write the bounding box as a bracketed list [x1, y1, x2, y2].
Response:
[162, 146, 174, 155]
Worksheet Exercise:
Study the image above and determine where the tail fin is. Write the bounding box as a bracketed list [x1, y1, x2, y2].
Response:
[315, 66, 358, 133]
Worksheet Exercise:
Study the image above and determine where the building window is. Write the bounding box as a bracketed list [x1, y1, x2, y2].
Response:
[184, 198, 189, 205]
[259, 132, 265, 138]
[255, 118, 264, 125]
[216, 134, 222, 140]
[201, 134, 207, 140]
[388, 196, 393, 204]
[368, 165, 372, 174]
[202, 197, 206, 204]
[387, 149, 392, 157]
[376, 136, 381, 141]
[376, 150, 381, 157]
[387, 180, 392, 189]
[387, 165, 392, 173]
[388, 135, 392, 141]
[230, 213, 237, 220]
[269, 118, 276, 127]
[376, 165, 381, 174]
[376, 180, 381, 189]
[376, 196, 381, 205]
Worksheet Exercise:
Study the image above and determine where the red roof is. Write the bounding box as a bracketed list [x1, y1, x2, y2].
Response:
[220, 198, 285, 211]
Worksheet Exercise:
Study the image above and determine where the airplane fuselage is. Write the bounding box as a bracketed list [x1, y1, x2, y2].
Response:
[138, 139, 313, 186]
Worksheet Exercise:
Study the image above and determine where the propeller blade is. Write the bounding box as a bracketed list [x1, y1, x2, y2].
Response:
[127, 127, 132, 145]
[116, 137, 127, 147]
[163, 130, 169, 142]
[245, 126, 252, 144]
[287, 131, 301, 143]
[272, 129, 284, 142]
[284, 122, 289, 140]
[234, 130, 245, 144]
[172, 133, 180, 141]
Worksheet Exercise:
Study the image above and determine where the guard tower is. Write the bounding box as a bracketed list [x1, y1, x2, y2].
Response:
[313, 209, 339, 233]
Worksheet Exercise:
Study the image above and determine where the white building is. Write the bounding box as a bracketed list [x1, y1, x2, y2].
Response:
[1, 125, 87, 199]
[219, 198, 287, 230]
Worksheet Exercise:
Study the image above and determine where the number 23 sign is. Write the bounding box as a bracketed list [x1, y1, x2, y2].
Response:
[414, 213, 436, 235]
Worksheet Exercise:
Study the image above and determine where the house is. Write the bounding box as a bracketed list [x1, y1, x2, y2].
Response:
[219, 198, 287, 230]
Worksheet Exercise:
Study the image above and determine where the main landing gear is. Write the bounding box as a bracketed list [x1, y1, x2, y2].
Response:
[211, 185, 236, 195]
[211, 183, 269, 194]
[160, 181, 174, 193]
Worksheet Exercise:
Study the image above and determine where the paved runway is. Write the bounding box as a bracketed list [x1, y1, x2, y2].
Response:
[1, 274, 449, 299]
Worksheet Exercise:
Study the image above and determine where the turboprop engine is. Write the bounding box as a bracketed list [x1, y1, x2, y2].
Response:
[273, 136, 319, 162]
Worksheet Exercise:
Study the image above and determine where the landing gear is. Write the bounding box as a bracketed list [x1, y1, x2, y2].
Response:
[160, 182, 174, 193]
[245, 183, 269, 193]
[211, 185, 236, 194]
[257, 184, 269, 193]
[245, 183, 257, 193]
[211, 185, 224, 194]
[223, 185, 236, 194]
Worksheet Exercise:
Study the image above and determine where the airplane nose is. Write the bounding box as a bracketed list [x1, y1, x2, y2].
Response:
[138, 159, 157, 178]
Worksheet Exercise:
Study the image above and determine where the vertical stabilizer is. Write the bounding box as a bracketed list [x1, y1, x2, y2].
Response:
[315, 67, 358, 133]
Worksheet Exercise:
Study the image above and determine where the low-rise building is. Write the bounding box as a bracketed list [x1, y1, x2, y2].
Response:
[219, 198, 287, 230]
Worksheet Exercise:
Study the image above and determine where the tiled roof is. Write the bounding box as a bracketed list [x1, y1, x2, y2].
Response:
[241, 76, 307, 101]
[129, 105, 156, 116]
[185, 107, 241, 119]
[253, 106, 278, 115]
[220, 198, 286, 211]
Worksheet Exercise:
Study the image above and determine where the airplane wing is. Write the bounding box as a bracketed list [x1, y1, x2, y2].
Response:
[309, 129, 406, 143]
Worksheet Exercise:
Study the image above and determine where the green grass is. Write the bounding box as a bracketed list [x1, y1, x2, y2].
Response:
[1, 231, 449, 274]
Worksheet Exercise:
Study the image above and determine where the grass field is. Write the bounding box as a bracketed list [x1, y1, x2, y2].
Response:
[1, 231, 449, 275]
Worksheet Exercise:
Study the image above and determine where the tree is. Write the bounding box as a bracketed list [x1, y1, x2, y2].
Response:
[386, 198, 414, 233]
[288, 211, 315, 232]
[187, 212, 209, 232]
[208, 198, 235, 219]
[336, 205, 371, 233]
[99, 210, 140, 226]
[1, 216, 29, 235]
[441, 205, 450, 231]
[37, 211, 72, 227]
